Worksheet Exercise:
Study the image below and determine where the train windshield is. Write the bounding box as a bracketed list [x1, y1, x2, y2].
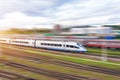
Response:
[77, 43, 84, 48]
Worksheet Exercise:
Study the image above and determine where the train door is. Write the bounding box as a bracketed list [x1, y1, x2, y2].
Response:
[63, 41, 66, 51]
[33, 40, 36, 47]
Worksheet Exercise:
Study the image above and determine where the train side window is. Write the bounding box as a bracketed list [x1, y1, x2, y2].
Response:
[50, 44, 53, 46]
[59, 44, 62, 46]
[53, 44, 55, 46]
[70, 45, 73, 48]
[44, 43, 46, 45]
[48, 44, 50, 46]
[66, 45, 69, 47]
[25, 42, 28, 44]
[69, 45, 79, 49]
[55, 44, 59, 47]
[74, 46, 79, 49]
[51, 44, 53, 46]
[55, 44, 59, 46]
[55, 44, 57, 46]
[55, 44, 58, 46]
[66, 45, 71, 47]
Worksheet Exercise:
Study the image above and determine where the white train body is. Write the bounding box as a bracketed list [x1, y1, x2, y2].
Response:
[0, 38, 87, 53]
[0, 38, 10, 44]
[36, 40, 86, 52]
[10, 39, 35, 47]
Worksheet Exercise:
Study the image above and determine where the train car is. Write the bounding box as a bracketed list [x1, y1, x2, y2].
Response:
[0, 38, 10, 44]
[86, 39, 120, 49]
[0, 37, 87, 53]
[35, 40, 87, 53]
[10, 39, 35, 47]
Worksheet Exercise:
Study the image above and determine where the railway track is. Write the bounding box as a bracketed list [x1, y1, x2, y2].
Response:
[2, 49, 120, 77]
[0, 69, 36, 80]
[85, 52, 120, 59]
[1, 43, 120, 67]
[0, 60, 94, 80]
[2, 44, 120, 60]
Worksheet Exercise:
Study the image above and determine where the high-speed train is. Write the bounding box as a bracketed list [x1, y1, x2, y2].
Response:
[0, 38, 87, 53]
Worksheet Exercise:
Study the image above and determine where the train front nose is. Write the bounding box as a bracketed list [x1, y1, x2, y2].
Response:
[80, 47, 87, 52]
[83, 48, 87, 52]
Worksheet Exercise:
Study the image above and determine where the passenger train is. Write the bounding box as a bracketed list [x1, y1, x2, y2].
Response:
[0, 38, 87, 53]
[85, 39, 120, 49]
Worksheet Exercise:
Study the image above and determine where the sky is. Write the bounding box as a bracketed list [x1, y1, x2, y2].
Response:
[0, 0, 120, 30]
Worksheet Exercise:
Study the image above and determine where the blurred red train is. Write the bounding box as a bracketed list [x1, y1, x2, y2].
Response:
[85, 39, 120, 49]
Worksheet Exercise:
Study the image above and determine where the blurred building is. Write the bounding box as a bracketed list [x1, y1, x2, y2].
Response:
[112, 30, 120, 35]
[60, 26, 112, 36]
